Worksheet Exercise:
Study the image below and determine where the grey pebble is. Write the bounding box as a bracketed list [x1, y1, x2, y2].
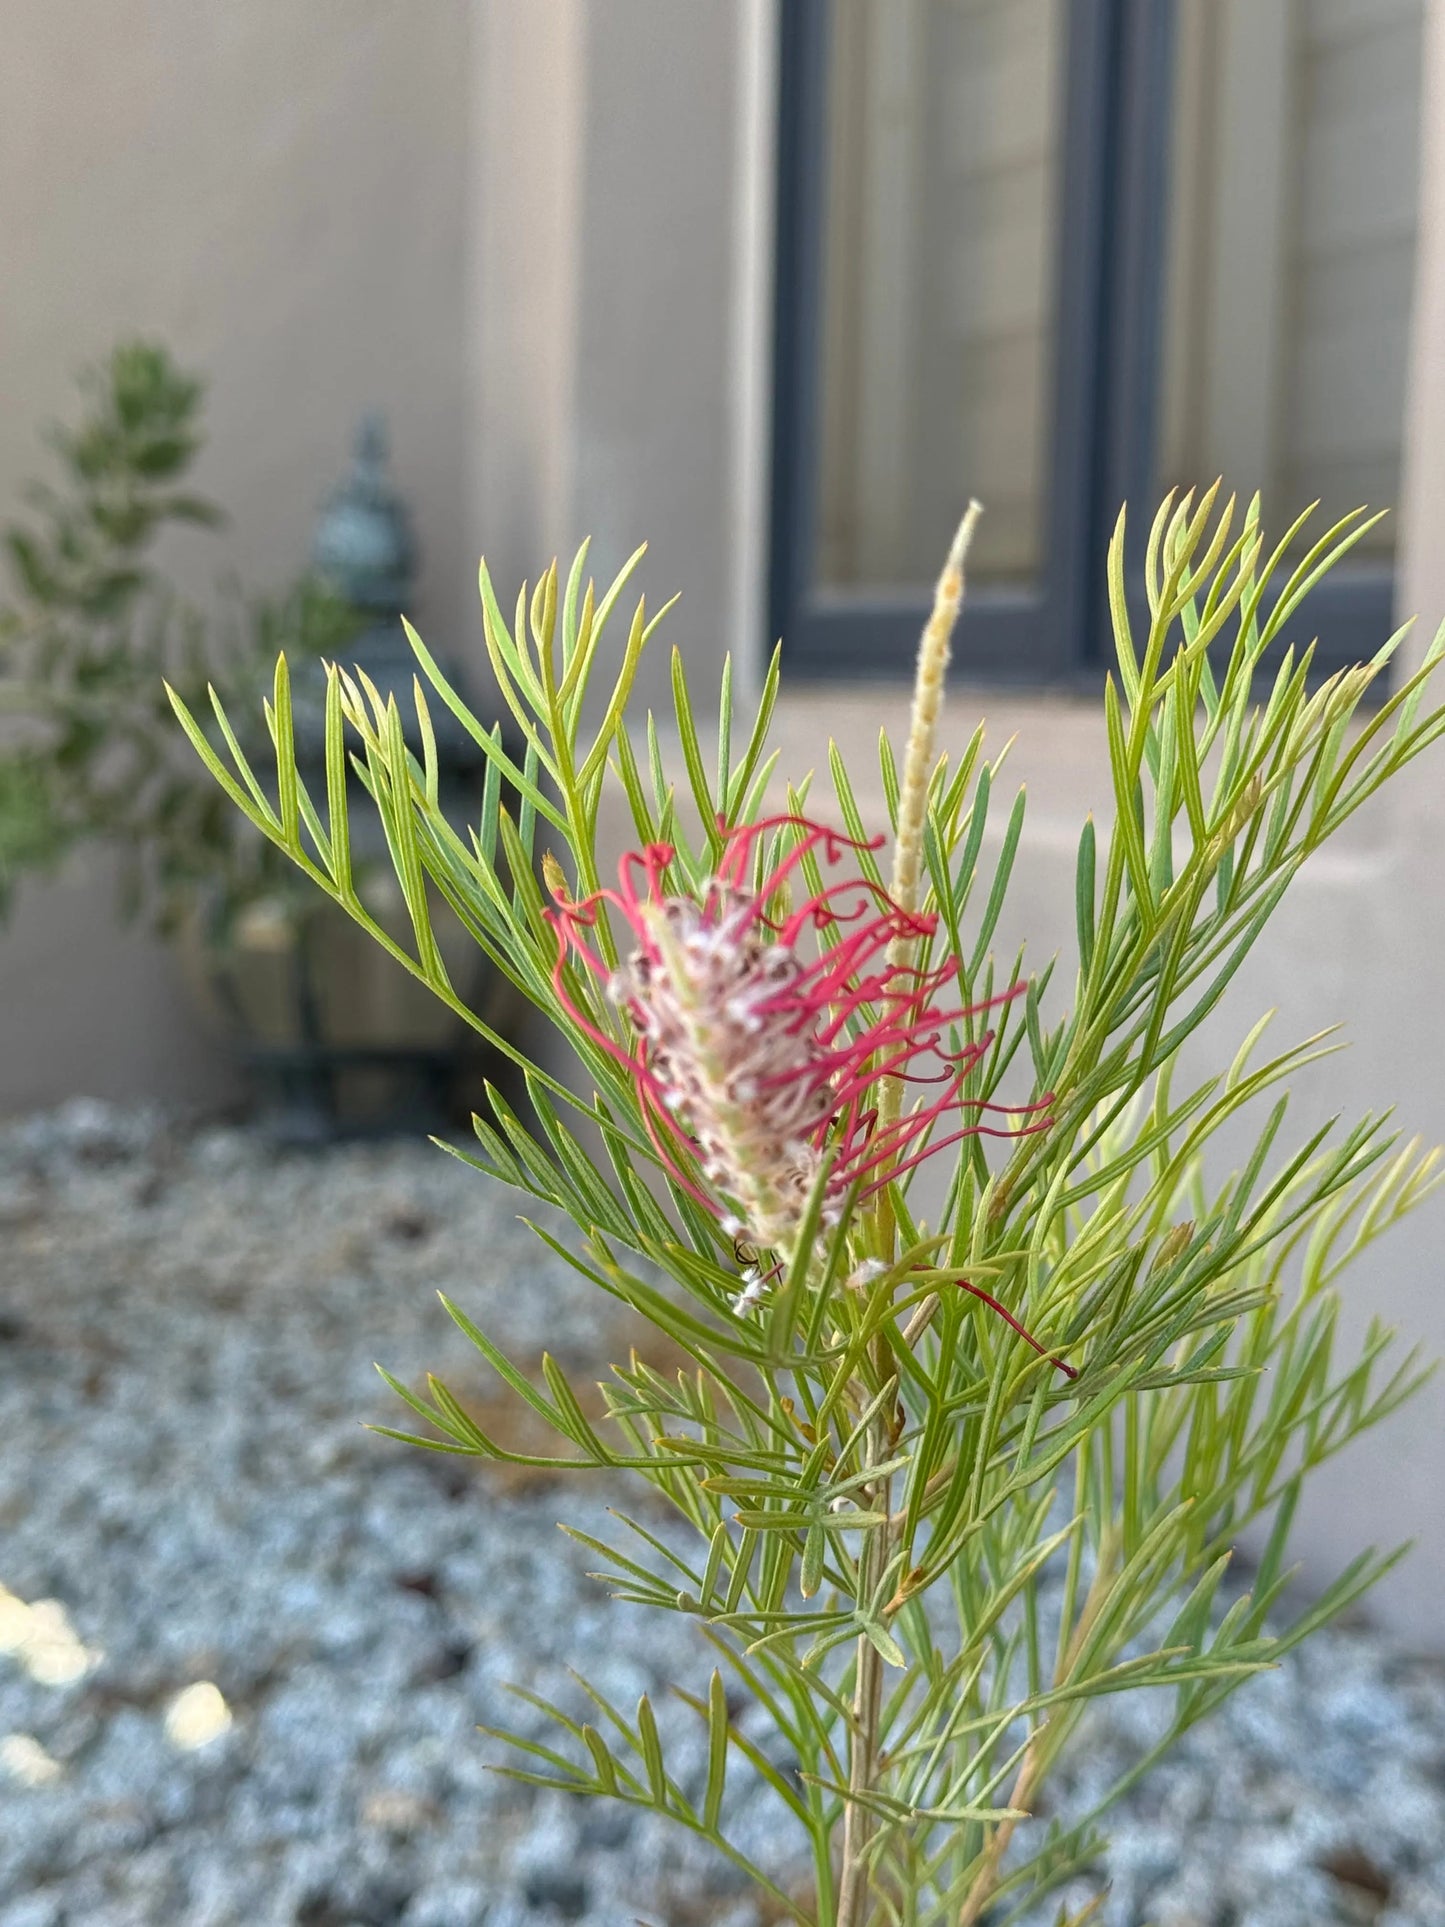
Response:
[0, 1105, 1441, 1926]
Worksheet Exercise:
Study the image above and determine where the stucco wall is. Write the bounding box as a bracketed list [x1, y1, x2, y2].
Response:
[0, 0, 765, 1108]
[502, 0, 1445, 1647]
[470, 0, 758, 720]
[0, 0, 474, 1109]
[3, 0, 1444, 1646]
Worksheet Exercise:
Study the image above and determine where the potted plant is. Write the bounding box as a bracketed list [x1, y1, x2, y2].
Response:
[0, 340, 509, 1133]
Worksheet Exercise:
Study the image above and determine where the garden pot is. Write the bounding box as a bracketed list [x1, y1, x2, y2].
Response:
[179, 875, 525, 1139]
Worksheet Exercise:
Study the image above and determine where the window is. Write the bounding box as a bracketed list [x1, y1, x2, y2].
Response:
[771, 0, 1427, 684]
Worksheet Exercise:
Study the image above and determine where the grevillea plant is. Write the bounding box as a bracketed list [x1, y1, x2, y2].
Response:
[172, 487, 1444, 1924]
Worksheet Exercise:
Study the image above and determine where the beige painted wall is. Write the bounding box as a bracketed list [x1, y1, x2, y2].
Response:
[470, 0, 753, 720]
[0, 0, 474, 1109]
[0, 0, 764, 1108]
[3, 0, 1444, 1646]
[537, 0, 1445, 1647]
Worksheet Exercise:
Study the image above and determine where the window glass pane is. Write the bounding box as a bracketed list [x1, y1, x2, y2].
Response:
[1160, 0, 1426, 558]
[814, 0, 1066, 590]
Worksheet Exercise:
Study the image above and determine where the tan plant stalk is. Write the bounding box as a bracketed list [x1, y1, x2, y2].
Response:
[868, 500, 983, 1263]
[837, 502, 983, 1927]
[956, 1534, 1120, 1925]
[884, 502, 983, 952]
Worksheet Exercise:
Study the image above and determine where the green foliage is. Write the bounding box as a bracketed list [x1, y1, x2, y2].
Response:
[0, 339, 358, 932]
[174, 487, 1445, 1925]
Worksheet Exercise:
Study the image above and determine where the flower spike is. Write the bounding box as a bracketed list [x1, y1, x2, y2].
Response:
[547, 816, 1053, 1265]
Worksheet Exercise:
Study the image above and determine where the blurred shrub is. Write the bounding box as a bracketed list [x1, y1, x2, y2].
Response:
[0, 340, 357, 934]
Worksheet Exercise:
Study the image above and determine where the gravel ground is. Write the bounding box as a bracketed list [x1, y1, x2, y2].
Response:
[0, 1102, 1442, 1927]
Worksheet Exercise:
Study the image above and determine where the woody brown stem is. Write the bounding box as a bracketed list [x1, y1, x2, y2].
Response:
[836, 1555, 885, 1927]
[955, 1533, 1118, 1925]
[955, 1747, 1043, 1927]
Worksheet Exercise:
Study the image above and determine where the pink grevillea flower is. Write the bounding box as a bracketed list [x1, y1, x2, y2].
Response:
[546, 815, 1053, 1267]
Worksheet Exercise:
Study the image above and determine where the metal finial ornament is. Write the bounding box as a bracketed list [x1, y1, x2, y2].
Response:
[311, 412, 418, 617]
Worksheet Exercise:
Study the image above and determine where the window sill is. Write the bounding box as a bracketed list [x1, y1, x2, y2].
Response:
[768, 686, 1401, 881]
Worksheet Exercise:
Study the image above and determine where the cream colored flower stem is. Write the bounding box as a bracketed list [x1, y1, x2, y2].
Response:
[866, 501, 982, 1254]
[838, 504, 983, 1927]
[885, 503, 983, 946]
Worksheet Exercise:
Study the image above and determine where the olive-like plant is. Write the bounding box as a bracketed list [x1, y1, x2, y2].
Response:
[172, 487, 1443, 1925]
[0, 339, 356, 931]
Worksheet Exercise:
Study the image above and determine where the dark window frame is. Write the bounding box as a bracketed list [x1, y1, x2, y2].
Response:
[769, 0, 1399, 689]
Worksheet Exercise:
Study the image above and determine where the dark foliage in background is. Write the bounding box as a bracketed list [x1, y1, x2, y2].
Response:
[0, 340, 357, 934]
